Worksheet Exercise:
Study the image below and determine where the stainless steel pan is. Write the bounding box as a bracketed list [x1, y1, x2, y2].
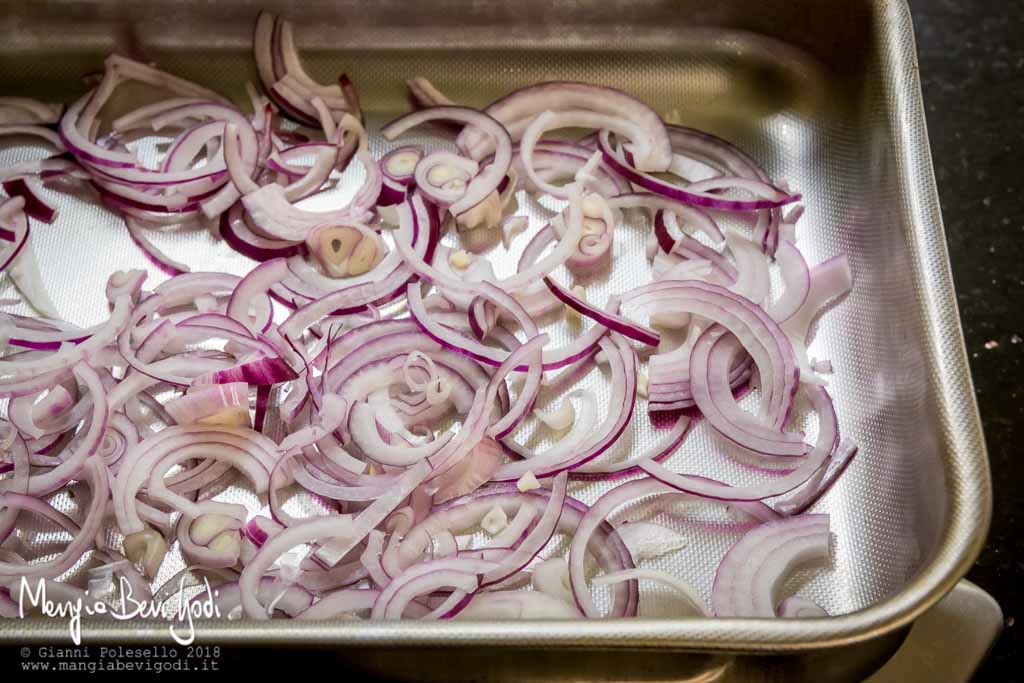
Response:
[0, 1, 992, 680]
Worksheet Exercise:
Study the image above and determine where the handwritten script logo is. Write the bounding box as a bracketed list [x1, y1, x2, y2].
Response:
[17, 576, 221, 645]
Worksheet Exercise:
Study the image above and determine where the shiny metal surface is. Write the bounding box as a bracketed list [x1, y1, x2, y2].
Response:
[0, 0, 992, 678]
[866, 579, 1003, 683]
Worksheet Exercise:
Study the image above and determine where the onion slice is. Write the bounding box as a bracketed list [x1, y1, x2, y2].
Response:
[381, 106, 512, 218]
[710, 514, 830, 617]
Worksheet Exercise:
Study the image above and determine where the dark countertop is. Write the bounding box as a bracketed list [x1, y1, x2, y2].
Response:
[908, 0, 1024, 679]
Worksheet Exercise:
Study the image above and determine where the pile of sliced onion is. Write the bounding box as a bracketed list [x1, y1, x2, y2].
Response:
[0, 11, 855, 625]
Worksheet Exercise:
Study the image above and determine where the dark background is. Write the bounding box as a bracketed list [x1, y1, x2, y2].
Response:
[908, 0, 1023, 679]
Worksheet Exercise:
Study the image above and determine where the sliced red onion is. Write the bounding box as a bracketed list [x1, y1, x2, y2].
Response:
[569, 475, 780, 619]
[349, 401, 454, 466]
[165, 382, 250, 427]
[638, 384, 841, 502]
[118, 105, 253, 187]
[600, 131, 800, 211]
[767, 239, 811, 321]
[195, 354, 297, 386]
[124, 217, 191, 276]
[771, 439, 857, 516]
[415, 151, 479, 207]
[203, 578, 314, 619]
[160, 120, 225, 173]
[339, 74, 362, 122]
[98, 413, 137, 472]
[777, 595, 828, 618]
[284, 113, 360, 203]
[0, 458, 107, 579]
[227, 257, 288, 333]
[0, 62, 858, 627]
[397, 198, 609, 372]
[509, 141, 631, 197]
[0, 98, 62, 125]
[482, 472, 567, 586]
[220, 204, 303, 261]
[383, 146, 424, 187]
[567, 480, 666, 617]
[544, 280, 659, 347]
[488, 333, 546, 439]
[665, 124, 769, 180]
[3, 178, 57, 224]
[573, 414, 691, 479]
[622, 279, 798, 427]
[725, 231, 771, 305]
[378, 176, 407, 207]
[592, 569, 710, 617]
[115, 424, 276, 516]
[611, 192, 724, 244]
[7, 385, 73, 438]
[654, 210, 737, 283]
[519, 111, 651, 199]
[240, 161, 376, 242]
[371, 556, 496, 620]
[253, 12, 353, 126]
[500, 388, 596, 471]
[710, 514, 830, 617]
[377, 146, 423, 207]
[2, 316, 92, 351]
[6, 232, 58, 321]
[319, 336, 491, 440]
[0, 199, 31, 275]
[460, 81, 672, 173]
[296, 589, 379, 620]
[417, 335, 545, 482]
[406, 77, 455, 108]
[453, 590, 583, 619]
[0, 363, 107, 496]
[0, 437, 32, 543]
[780, 254, 853, 382]
[493, 335, 636, 481]
[399, 486, 629, 608]
[690, 328, 807, 458]
[429, 436, 506, 504]
[318, 459, 433, 567]
[240, 461, 428, 618]
[647, 342, 752, 413]
[222, 122, 261, 196]
[381, 106, 512, 217]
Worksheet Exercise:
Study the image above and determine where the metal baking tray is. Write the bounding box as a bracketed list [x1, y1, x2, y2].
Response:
[0, 0, 992, 680]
